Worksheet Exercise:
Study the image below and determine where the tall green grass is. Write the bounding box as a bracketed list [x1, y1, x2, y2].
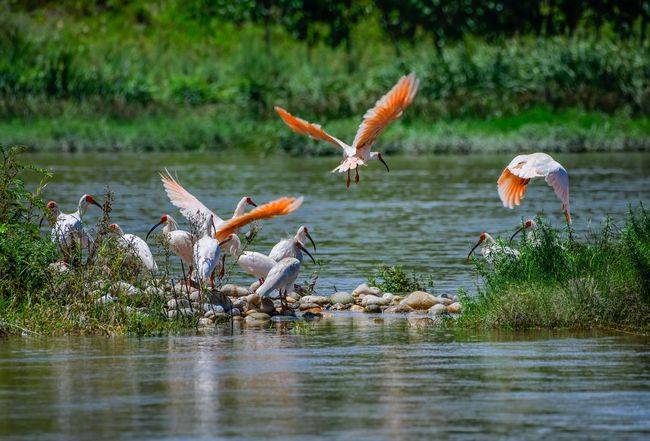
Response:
[458, 209, 650, 332]
[0, 4, 649, 152]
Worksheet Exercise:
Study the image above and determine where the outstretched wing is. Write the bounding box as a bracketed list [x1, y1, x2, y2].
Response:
[352, 72, 419, 153]
[545, 165, 571, 223]
[274, 106, 349, 151]
[160, 169, 222, 226]
[215, 197, 303, 241]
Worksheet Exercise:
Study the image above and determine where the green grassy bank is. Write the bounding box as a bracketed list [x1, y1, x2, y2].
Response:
[1, 2, 649, 154]
[458, 210, 650, 333]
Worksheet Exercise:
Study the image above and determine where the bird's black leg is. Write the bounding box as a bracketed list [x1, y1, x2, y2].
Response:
[354, 167, 360, 183]
[346, 170, 351, 188]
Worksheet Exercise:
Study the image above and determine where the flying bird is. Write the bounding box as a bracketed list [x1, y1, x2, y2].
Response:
[213, 197, 304, 241]
[275, 72, 419, 187]
[108, 223, 157, 271]
[497, 153, 571, 223]
[160, 170, 257, 229]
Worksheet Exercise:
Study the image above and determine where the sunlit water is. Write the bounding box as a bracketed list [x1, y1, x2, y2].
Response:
[5, 152, 650, 439]
[27, 152, 650, 292]
[1, 316, 649, 440]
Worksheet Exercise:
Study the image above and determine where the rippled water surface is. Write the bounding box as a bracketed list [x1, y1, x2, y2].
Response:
[1, 316, 649, 440]
[27, 152, 650, 291]
[5, 152, 650, 439]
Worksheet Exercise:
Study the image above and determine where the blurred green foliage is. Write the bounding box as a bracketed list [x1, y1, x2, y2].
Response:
[0, 1, 648, 152]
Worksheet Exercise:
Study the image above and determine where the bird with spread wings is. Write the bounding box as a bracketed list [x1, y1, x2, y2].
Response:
[275, 72, 419, 188]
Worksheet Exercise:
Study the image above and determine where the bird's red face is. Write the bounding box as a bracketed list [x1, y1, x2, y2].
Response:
[479, 232, 487, 243]
[46, 201, 58, 210]
[84, 195, 102, 209]
[245, 197, 257, 207]
[160, 214, 168, 223]
[525, 220, 534, 228]
[108, 223, 118, 231]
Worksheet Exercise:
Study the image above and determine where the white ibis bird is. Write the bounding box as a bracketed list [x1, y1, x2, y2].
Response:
[193, 216, 233, 289]
[44, 194, 102, 259]
[146, 214, 194, 276]
[256, 257, 302, 311]
[275, 73, 419, 187]
[268, 226, 316, 263]
[237, 250, 276, 284]
[467, 233, 520, 264]
[497, 153, 571, 223]
[160, 170, 256, 230]
[107, 223, 157, 271]
[509, 219, 537, 244]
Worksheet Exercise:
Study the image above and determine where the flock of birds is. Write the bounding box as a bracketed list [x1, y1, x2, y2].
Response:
[42, 72, 572, 306]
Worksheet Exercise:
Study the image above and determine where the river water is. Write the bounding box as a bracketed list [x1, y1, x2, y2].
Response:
[3, 152, 648, 440]
[0, 316, 649, 440]
[26, 152, 650, 292]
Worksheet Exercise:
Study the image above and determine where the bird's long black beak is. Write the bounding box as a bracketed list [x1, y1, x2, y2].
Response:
[297, 242, 316, 264]
[509, 226, 524, 244]
[38, 216, 45, 228]
[146, 221, 163, 241]
[378, 154, 390, 172]
[467, 241, 481, 263]
[248, 199, 257, 207]
[305, 231, 316, 252]
[91, 200, 103, 210]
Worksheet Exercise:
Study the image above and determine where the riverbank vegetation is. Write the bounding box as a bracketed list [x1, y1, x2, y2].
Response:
[1, 1, 649, 153]
[459, 209, 650, 333]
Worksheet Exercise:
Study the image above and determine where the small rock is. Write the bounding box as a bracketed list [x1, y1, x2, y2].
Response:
[330, 302, 349, 311]
[143, 286, 164, 297]
[232, 298, 246, 310]
[95, 294, 116, 305]
[257, 297, 276, 314]
[285, 296, 298, 303]
[249, 280, 262, 292]
[230, 308, 241, 317]
[299, 302, 320, 311]
[203, 304, 225, 315]
[350, 304, 364, 312]
[221, 284, 249, 297]
[390, 295, 405, 305]
[352, 283, 369, 297]
[384, 303, 414, 314]
[403, 291, 443, 310]
[302, 311, 322, 319]
[110, 281, 138, 297]
[189, 291, 201, 301]
[362, 295, 390, 307]
[167, 298, 190, 309]
[299, 295, 330, 306]
[49, 261, 69, 274]
[198, 318, 212, 327]
[428, 304, 447, 316]
[303, 306, 323, 315]
[447, 302, 462, 313]
[364, 304, 381, 313]
[246, 312, 271, 322]
[330, 291, 354, 305]
[271, 315, 300, 322]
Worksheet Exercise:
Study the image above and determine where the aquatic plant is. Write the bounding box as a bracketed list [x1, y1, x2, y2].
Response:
[367, 264, 434, 294]
[458, 208, 650, 332]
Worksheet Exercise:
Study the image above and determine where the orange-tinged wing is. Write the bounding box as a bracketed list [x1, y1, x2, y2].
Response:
[215, 197, 303, 241]
[352, 72, 419, 153]
[274, 106, 348, 150]
[160, 169, 222, 225]
[497, 168, 530, 209]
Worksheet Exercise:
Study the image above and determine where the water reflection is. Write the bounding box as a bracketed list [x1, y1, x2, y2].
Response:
[1, 314, 648, 439]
